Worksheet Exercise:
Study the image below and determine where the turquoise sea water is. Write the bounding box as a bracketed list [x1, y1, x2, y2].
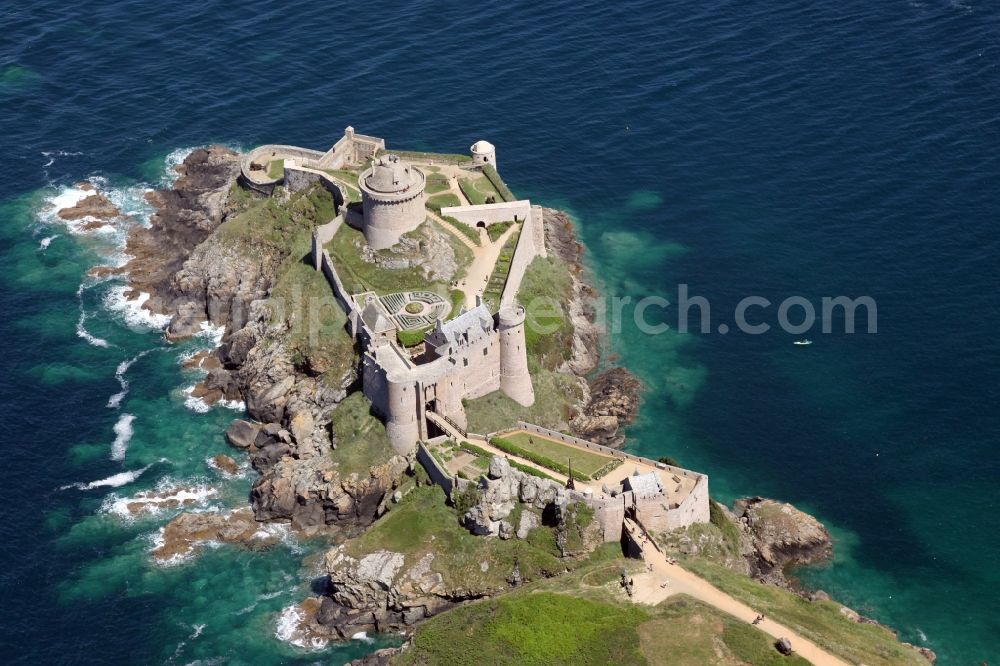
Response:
[2, 2, 997, 663]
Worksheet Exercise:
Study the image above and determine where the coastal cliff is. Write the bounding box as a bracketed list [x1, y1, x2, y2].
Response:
[540, 208, 643, 447]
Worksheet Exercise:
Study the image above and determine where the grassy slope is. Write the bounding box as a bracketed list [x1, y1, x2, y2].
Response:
[344, 485, 564, 590]
[396, 550, 817, 666]
[464, 368, 583, 434]
[681, 559, 926, 666]
[218, 184, 355, 379]
[329, 392, 395, 476]
[518, 255, 575, 371]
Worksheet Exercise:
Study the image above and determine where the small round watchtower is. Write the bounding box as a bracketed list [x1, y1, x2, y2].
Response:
[470, 140, 497, 171]
[497, 303, 534, 406]
[359, 154, 426, 250]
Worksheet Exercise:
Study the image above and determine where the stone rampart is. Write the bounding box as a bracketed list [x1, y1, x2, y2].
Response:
[285, 163, 346, 206]
[439, 200, 532, 227]
[320, 249, 355, 317]
[500, 207, 544, 306]
[311, 216, 343, 270]
[417, 442, 455, 496]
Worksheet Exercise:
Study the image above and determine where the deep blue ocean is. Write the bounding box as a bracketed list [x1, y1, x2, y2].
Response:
[1, 1, 997, 663]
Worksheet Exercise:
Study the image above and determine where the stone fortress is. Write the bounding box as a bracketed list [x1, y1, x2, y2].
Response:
[240, 127, 710, 538]
[241, 127, 539, 454]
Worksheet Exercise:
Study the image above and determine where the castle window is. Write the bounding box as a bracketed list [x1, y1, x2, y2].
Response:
[483, 348, 488, 356]
[463, 358, 469, 367]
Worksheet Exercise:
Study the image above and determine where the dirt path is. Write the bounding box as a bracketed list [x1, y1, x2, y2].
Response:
[624, 519, 850, 666]
[428, 213, 519, 308]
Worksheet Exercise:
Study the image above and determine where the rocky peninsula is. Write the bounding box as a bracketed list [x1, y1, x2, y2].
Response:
[85, 141, 933, 665]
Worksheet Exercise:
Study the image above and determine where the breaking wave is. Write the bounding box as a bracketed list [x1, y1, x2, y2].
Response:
[109, 413, 135, 461]
[103, 285, 172, 330]
[107, 349, 152, 408]
[60, 462, 157, 491]
[37, 234, 59, 250]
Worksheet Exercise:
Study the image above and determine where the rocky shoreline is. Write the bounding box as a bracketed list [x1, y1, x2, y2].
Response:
[539, 207, 643, 447]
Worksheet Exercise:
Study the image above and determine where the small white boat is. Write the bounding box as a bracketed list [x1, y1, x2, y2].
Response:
[793, 339, 813, 346]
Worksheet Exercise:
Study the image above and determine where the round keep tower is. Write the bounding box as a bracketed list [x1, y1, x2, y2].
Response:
[470, 140, 497, 171]
[359, 154, 426, 250]
[498, 304, 534, 406]
[384, 376, 420, 454]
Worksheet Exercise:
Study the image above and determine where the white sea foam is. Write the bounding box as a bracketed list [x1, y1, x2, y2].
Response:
[100, 480, 218, 521]
[38, 234, 59, 250]
[162, 147, 198, 185]
[182, 385, 245, 414]
[103, 285, 172, 330]
[147, 527, 192, 567]
[41, 150, 84, 167]
[110, 413, 135, 461]
[60, 462, 155, 491]
[107, 350, 152, 408]
[351, 631, 374, 644]
[236, 588, 288, 615]
[75, 282, 112, 348]
[76, 310, 111, 348]
[196, 320, 226, 347]
[47, 182, 95, 217]
[917, 628, 928, 642]
[275, 605, 328, 651]
[183, 386, 212, 414]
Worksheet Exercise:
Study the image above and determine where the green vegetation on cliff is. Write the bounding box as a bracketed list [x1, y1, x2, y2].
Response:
[345, 485, 565, 590]
[519, 255, 575, 371]
[220, 184, 355, 379]
[329, 392, 395, 476]
[325, 218, 471, 297]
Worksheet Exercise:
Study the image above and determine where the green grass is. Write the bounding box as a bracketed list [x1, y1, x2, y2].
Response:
[267, 158, 284, 179]
[325, 221, 465, 297]
[380, 149, 472, 164]
[396, 326, 429, 347]
[398, 592, 650, 666]
[218, 184, 355, 380]
[483, 164, 516, 202]
[320, 169, 362, 202]
[457, 441, 559, 482]
[458, 177, 487, 205]
[449, 289, 467, 314]
[440, 214, 481, 245]
[426, 192, 461, 214]
[464, 367, 584, 435]
[329, 392, 395, 477]
[680, 559, 929, 666]
[518, 255, 575, 371]
[486, 220, 515, 242]
[501, 432, 611, 478]
[425, 172, 451, 195]
[482, 227, 520, 311]
[490, 436, 588, 482]
[721, 623, 811, 666]
[345, 485, 564, 590]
